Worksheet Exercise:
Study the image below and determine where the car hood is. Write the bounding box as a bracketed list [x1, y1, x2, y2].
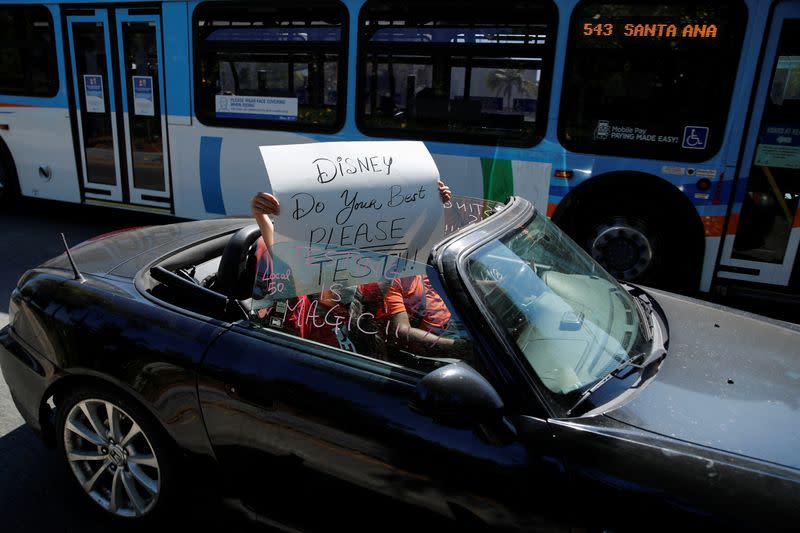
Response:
[605, 288, 800, 470]
[43, 218, 249, 278]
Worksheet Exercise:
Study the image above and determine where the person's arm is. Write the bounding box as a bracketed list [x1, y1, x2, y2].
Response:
[387, 311, 458, 353]
[382, 280, 468, 357]
[250, 193, 281, 319]
[384, 181, 458, 354]
[250, 192, 280, 248]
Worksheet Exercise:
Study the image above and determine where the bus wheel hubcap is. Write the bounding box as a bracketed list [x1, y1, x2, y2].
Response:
[590, 221, 653, 280]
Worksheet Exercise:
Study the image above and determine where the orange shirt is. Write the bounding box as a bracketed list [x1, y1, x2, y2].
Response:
[379, 275, 451, 332]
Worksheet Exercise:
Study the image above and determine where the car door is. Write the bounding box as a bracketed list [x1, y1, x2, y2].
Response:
[197, 258, 568, 530]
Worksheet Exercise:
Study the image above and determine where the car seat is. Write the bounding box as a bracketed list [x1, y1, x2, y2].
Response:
[214, 224, 262, 313]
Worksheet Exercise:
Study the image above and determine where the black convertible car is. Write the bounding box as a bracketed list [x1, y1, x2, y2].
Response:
[1, 196, 799, 531]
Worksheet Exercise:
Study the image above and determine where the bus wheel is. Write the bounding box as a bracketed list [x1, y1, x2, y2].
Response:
[555, 176, 704, 292]
[570, 198, 676, 288]
[588, 215, 657, 281]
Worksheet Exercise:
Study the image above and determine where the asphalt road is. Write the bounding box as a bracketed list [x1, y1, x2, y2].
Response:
[0, 196, 797, 532]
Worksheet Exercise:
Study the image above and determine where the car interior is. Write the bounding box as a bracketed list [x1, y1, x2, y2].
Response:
[140, 224, 470, 372]
[143, 224, 262, 321]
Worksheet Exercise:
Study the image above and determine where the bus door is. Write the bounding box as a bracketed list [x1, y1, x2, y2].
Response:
[718, 3, 800, 293]
[65, 6, 171, 211]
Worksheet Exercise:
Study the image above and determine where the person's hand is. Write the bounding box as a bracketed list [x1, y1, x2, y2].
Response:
[251, 192, 280, 218]
[437, 179, 452, 203]
[451, 336, 471, 359]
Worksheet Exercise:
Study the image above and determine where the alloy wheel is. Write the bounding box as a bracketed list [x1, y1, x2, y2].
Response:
[63, 398, 161, 518]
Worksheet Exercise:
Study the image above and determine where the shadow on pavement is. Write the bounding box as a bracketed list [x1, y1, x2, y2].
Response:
[0, 423, 263, 532]
[0, 424, 122, 532]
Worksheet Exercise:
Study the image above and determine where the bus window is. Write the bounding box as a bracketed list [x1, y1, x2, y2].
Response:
[357, 1, 556, 147]
[0, 5, 58, 97]
[559, 2, 746, 161]
[193, 1, 347, 132]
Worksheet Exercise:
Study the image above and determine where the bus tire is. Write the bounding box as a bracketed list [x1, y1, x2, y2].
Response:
[557, 189, 703, 293]
[581, 204, 663, 283]
[0, 140, 19, 206]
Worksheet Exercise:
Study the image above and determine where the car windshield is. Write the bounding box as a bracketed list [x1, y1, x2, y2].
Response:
[464, 210, 650, 397]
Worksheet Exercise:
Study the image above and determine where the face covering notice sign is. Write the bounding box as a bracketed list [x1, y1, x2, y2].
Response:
[216, 95, 298, 121]
[84, 75, 105, 114]
[132, 76, 154, 116]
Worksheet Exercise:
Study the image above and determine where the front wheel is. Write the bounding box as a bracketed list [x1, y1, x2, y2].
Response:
[55, 386, 177, 520]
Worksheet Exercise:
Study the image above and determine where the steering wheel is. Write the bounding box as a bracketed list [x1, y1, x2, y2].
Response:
[469, 261, 500, 284]
[509, 258, 541, 296]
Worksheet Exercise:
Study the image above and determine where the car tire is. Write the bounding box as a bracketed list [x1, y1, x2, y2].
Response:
[54, 384, 179, 522]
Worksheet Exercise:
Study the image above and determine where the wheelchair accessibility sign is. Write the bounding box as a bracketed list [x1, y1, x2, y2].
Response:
[682, 126, 709, 150]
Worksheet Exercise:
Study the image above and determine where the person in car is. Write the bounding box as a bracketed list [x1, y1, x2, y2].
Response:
[250, 180, 469, 358]
[373, 182, 470, 358]
[250, 188, 358, 349]
[286, 289, 357, 352]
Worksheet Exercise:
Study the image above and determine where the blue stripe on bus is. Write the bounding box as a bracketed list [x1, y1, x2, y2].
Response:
[199, 136, 226, 215]
[163, 2, 192, 119]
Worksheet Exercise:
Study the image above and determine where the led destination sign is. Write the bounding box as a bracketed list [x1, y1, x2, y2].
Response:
[582, 22, 719, 39]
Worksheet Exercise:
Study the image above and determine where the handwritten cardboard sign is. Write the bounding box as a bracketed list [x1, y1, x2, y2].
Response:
[255, 241, 423, 303]
[258, 141, 444, 296]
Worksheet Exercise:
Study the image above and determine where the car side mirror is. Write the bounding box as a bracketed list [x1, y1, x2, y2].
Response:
[411, 362, 505, 426]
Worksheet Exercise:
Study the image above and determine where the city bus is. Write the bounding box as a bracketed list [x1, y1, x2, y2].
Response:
[0, 0, 798, 301]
